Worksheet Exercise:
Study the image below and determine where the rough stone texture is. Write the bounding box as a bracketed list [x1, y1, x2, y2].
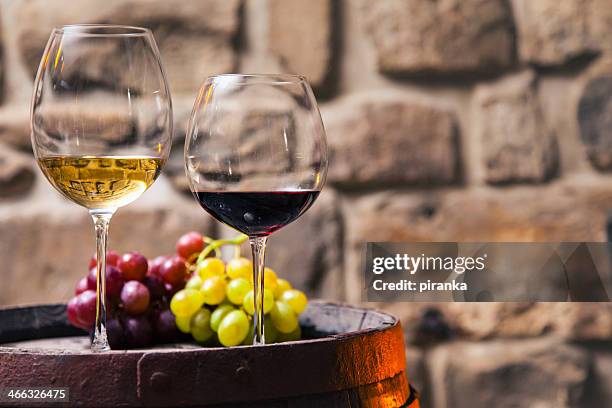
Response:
[343, 178, 612, 340]
[323, 93, 460, 188]
[268, 0, 332, 88]
[161, 96, 196, 194]
[0, 143, 35, 198]
[560, 303, 612, 341]
[15, 0, 240, 93]
[589, 0, 612, 53]
[577, 68, 612, 171]
[512, 0, 612, 66]
[0, 179, 214, 305]
[265, 189, 343, 300]
[474, 70, 558, 184]
[0, 106, 31, 152]
[361, 0, 515, 75]
[385, 302, 612, 345]
[0, 13, 4, 104]
[343, 179, 612, 299]
[586, 351, 612, 406]
[343, 178, 612, 249]
[165, 137, 190, 195]
[512, 0, 592, 65]
[426, 338, 591, 408]
[405, 346, 427, 404]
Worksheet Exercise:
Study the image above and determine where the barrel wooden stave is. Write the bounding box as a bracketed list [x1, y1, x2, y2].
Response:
[0, 301, 417, 407]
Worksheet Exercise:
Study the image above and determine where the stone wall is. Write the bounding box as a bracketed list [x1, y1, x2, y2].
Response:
[1, 0, 611, 406]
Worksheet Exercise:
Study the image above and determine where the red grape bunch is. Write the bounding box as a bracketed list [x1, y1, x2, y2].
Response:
[68, 246, 188, 348]
[67, 231, 308, 348]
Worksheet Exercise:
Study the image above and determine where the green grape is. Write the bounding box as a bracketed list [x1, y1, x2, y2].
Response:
[218, 310, 250, 346]
[240, 315, 277, 345]
[270, 301, 298, 333]
[273, 278, 292, 299]
[280, 289, 308, 315]
[227, 257, 252, 280]
[201, 276, 227, 305]
[197, 257, 225, 280]
[243, 289, 274, 315]
[264, 315, 278, 343]
[243, 291, 254, 315]
[210, 304, 235, 332]
[218, 298, 234, 307]
[226, 278, 252, 305]
[170, 289, 205, 317]
[276, 324, 302, 342]
[175, 314, 192, 333]
[190, 308, 214, 343]
[242, 320, 254, 345]
[264, 268, 278, 291]
[262, 289, 275, 313]
[185, 275, 203, 290]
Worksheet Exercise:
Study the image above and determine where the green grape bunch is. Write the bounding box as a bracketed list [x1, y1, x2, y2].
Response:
[170, 232, 307, 346]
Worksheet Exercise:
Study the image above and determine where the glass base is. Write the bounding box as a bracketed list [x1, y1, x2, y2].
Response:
[91, 328, 110, 352]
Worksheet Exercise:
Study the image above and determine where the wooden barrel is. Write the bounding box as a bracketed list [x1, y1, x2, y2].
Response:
[0, 301, 418, 407]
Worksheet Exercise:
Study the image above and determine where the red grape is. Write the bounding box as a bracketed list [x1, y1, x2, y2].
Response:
[176, 232, 204, 260]
[123, 316, 152, 347]
[142, 274, 165, 300]
[121, 281, 150, 315]
[88, 250, 120, 269]
[106, 318, 125, 349]
[164, 281, 181, 297]
[75, 290, 97, 328]
[75, 277, 89, 295]
[148, 255, 169, 277]
[159, 256, 187, 285]
[154, 309, 180, 342]
[87, 266, 123, 298]
[107, 251, 120, 267]
[67, 296, 86, 328]
[86, 267, 97, 290]
[117, 251, 148, 281]
[106, 266, 125, 299]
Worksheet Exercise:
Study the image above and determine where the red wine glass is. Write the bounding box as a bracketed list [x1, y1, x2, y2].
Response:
[185, 74, 328, 344]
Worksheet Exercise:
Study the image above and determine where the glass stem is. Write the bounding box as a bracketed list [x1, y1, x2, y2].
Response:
[249, 236, 268, 345]
[90, 210, 115, 352]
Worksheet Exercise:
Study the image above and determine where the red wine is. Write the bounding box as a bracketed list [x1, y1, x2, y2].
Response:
[195, 191, 320, 237]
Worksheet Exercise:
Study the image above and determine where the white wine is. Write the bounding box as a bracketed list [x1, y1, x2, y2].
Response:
[38, 156, 163, 209]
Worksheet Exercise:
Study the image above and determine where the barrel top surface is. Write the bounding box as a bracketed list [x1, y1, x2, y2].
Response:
[0, 301, 410, 407]
[0, 300, 399, 354]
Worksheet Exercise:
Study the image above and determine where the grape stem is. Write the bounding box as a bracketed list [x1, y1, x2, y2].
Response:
[195, 234, 248, 264]
[187, 236, 224, 269]
[202, 237, 222, 258]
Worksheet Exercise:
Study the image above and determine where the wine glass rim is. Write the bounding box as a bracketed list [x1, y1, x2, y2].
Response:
[206, 73, 307, 85]
[53, 24, 152, 37]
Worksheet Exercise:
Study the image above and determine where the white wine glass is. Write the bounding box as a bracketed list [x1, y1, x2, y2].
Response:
[185, 74, 328, 344]
[31, 24, 172, 351]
